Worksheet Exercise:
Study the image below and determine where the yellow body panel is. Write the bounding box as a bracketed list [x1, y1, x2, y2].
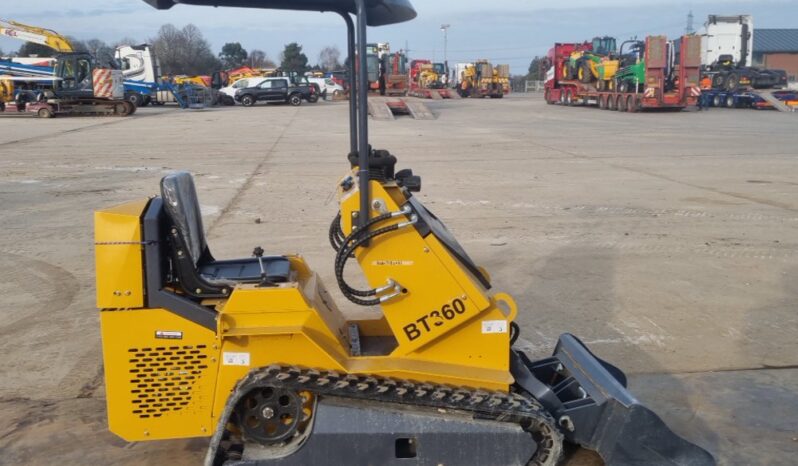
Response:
[100, 308, 220, 441]
[599, 59, 619, 79]
[94, 199, 148, 309]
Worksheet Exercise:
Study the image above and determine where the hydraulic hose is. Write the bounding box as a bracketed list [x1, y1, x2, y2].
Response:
[328, 212, 345, 251]
[335, 223, 401, 305]
[329, 209, 409, 305]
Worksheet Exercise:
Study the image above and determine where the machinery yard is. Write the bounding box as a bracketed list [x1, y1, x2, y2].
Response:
[0, 94, 797, 464]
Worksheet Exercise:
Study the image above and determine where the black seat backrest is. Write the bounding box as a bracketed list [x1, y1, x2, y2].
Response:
[160, 171, 208, 266]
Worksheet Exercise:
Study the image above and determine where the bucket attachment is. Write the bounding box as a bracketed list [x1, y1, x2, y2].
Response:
[512, 333, 715, 465]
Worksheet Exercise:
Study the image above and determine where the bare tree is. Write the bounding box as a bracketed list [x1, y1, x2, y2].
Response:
[84, 39, 115, 66]
[318, 46, 342, 72]
[150, 24, 182, 74]
[249, 49, 276, 69]
[150, 23, 221, 75]
[112, 37, 141, 48]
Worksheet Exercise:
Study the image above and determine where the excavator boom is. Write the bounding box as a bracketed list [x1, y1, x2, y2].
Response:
[0, 19, 74, 53]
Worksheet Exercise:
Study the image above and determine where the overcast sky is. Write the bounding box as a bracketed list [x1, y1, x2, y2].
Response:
[2, 0, 797, 74]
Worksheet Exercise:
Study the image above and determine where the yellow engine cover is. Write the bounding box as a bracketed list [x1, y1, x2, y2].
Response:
[100, 308, 220, 441]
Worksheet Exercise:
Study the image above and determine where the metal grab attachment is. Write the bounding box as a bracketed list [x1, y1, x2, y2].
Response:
[512, 334, 716, 466]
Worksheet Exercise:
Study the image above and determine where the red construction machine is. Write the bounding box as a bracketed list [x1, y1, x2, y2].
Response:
[408, 59, 454, 99]
[545, 35, 702, 112]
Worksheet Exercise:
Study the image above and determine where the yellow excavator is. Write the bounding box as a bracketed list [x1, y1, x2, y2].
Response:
[96, 1, 714, 465]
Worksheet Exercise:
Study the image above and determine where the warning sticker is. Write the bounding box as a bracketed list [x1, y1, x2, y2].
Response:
[481, 320, 508, 334]
[222, 352, 251, 366]
[371, 260, 414, 266]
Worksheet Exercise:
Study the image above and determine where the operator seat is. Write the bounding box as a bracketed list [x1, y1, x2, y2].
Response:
[160, 171, 291, 298]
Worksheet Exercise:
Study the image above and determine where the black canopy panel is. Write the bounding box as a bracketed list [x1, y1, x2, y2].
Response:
[142, 0, 417, 26]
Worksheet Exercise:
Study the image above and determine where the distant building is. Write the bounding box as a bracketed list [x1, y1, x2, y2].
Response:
[753, 29, 798, 81]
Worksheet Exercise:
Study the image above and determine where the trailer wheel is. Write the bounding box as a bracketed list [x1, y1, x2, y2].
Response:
[565, 90, 573, 106]
[598, 95, 606, 109]
[126, 92, 143, 108]
[712, 73, 726, 90]
[37, 107, 54, 118]
[712, 95, 722, 107]
[626, 95, 637, 113]
[726, 95, 736, 108]
[617, 94, 627, 112]
[725, 73, 740, 93]
[607, 94, 616, 111]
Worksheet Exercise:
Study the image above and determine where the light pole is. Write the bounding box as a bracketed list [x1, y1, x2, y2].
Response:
[440, 24, 450, 83]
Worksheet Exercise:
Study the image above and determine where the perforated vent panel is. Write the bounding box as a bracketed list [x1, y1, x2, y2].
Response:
[127, 344, 211, 418]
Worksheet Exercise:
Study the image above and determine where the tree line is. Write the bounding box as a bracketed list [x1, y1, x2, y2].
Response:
[5, 23, 343, 76]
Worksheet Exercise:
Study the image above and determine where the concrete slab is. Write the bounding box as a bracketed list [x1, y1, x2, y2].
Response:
[0, 95, 796, 464]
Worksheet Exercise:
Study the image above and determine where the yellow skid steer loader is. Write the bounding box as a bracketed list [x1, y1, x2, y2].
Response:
[95, 1, 715, 465]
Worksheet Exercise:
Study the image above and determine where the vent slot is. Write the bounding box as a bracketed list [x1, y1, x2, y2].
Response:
[127, 344, 210, 418]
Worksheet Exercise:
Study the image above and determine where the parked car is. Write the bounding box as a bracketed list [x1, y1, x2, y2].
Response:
[289, 76, 321, 102]
[308, 77, 345, 99]
[220, 77, 269, 100]
[235, 77, 316, 107]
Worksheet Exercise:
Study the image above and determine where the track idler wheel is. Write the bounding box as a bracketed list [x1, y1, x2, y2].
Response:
[237, 386, 305, 444]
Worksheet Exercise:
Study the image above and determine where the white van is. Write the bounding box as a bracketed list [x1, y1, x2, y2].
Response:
[220, 77, 269, 99]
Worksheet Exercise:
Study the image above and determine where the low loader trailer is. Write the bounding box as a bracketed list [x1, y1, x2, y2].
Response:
[701, 88, 797, 111]
[545, 35, 701, 112]
[408, 87, 454, 99]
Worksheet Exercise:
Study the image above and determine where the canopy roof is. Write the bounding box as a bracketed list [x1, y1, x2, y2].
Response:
[142, 0, 417, 26]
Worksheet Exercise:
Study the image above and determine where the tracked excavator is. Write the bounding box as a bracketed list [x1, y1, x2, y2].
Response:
[96, 1, 715, 465]
[0, 19, 134, 117]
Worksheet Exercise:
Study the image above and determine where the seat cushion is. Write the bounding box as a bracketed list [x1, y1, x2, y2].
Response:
[198, 257, 291, 285]
[161, 171, 207, 266]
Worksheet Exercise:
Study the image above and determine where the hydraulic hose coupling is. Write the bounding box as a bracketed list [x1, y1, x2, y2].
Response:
[375, 279, 404, 303]
[389, 204, 413, 218]
[396, 213, 418, 229]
